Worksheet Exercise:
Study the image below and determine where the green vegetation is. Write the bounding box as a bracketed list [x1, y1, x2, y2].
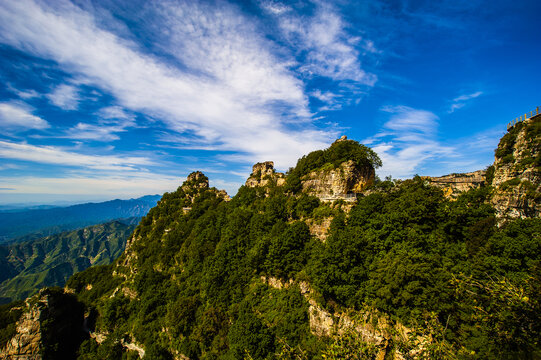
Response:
[56, 166, 540, 359]
[0, 221, 135, 303]
[0, 300, 23, 348]
[484, 165, 495, 185]
[3, 136, 539, 359]
[499, 177, 521, 191]
[495, 122, 522, 163]
[40, 287, 86, 360]
[285, 139, 381, 192]
[496, 117, 540, 169]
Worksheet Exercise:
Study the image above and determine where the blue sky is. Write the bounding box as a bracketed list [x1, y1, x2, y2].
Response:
[0, 0, 539, 204]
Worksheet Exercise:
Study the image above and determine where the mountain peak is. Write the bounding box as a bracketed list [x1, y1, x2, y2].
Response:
[185, 171, 209, 189]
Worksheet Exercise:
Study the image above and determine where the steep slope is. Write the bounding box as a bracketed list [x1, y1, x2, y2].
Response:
[490, 114, 540, 219]
[2, 136, 540, 360]
[0, 221, 136, 303]
[0, 288, 85, 360]
[0, 195, 160, 243]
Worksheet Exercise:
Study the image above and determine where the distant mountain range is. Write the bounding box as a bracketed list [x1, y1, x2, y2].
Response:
[0, 220, 136, 304]
[0, 195, 161, 243]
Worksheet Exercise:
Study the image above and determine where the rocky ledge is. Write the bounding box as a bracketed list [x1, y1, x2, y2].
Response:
[426, 170, 486, 198]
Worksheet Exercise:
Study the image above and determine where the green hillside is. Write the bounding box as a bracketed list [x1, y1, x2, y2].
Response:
[1, 135, 539, 359]
[0, 221, 136, 303]
[60, 139, 539, 359]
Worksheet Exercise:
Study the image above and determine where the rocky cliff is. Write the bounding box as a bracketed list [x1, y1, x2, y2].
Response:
[246, 137, 377, 201]
[426, 170, 486, 198]
[491, 115, 540, 219]
[3, 131, 540, 359]
[0, 301, 41, 360]
[301, 159, 375, 200]
[0, 288, 84, 360]
[245, 161, 286, 188]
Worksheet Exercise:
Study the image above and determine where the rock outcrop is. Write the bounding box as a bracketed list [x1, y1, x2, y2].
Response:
[184, 171, 209, 189]
[491, 115, 540, 219]
[307, 217, 333, 241]
[301, 159, 375, 201]
[261, 276, 419, 359]
[0, 289, 84, 360]
[427, 170, 486, 198]
[0, 303, 41, 360]
[245, 161, 286, 188]
[180, 171, 229, 203]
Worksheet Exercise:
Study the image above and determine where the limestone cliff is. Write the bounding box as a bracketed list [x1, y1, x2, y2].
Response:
[0, 288, 84, 360]
[426, 170, 486, 198]
[491, 115, 540, 219]
[301, 159, 375, 201]
[245, 161, 286, 188]
[0, 302, 41, 360]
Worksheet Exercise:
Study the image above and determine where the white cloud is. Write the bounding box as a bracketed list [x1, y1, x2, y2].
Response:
[369, 106, 454, 178]
[0, 140, 152, 171]
[47, 83, 80, 110]
[310, 90, 338, 103]
[63, 106, 136, 141]
[0, 101, 49, 131]
[448, 91, 483, 113]
[97, 106, 133, 121]
[381, 105, 437, 135]
[275, 2, 377, 85]
[453, 91, 483, 102]
[7, 85, 40, 99]
[368, 105, 503, 178]
[259, 0, 290, 15]
[64, 123, 122, 141]
[0, 0, 336, 169]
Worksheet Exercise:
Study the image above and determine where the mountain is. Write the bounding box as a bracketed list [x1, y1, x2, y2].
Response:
[0, 195, 160, 243]
[0, 221, 136, 304]
[1, 118, 540, 359]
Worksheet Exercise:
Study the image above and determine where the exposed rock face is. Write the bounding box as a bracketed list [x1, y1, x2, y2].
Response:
[307, 218, 333, 241]
[1, 303, 41, 360]
[183, 171, 209, 189]
[301, 160, 375, 201]
[245, 161, 286, 188]
[180, 171, 229, 203]
[427, 170, 486, 198]
[262, 276, 414, 359]
[0, 289, 84, 360]
[491, 115, 540, 219]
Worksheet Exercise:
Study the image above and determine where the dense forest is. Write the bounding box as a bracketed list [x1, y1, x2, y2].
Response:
[0, 221, 136, 303]
[1, 127, 540, 359]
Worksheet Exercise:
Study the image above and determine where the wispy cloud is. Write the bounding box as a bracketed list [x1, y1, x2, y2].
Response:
[7, 84, 40, 100]
[0, 173, 180, 198]
[0, 140, 152, 171]
[0, 101, 49, 131]
[368, 104, 501, 178]
[273, 1, 377, 86]
[64, 106, 136, 141]
[259, 0, 289, 15]
[368, 106, 454, 178]
[47, 83, 80, 110]
[448, 91, 483, 113]
[0, 0, 340, 169]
